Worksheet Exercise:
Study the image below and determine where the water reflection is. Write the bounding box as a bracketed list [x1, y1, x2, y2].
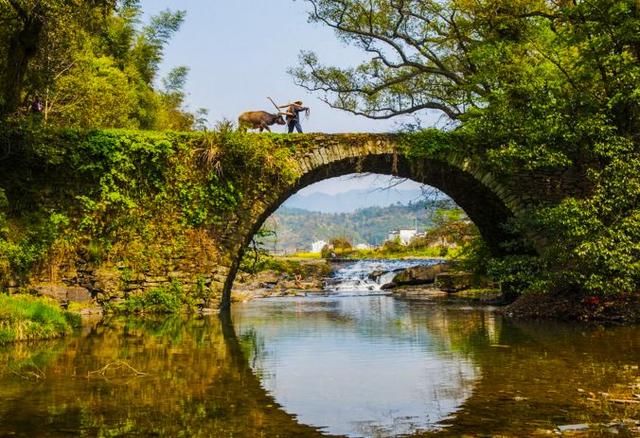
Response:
[233, 297, 479, 437]
[0, 299, 637, 437]
[0, 315, 324, 437]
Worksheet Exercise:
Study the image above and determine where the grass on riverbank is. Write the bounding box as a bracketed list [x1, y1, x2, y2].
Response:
[0, 294, 81, 345]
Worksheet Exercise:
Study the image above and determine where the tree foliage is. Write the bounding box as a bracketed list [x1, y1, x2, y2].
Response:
[295, 0, 640, 297]
[0, 126, 301, 284]
[321, 237, 353, 257]
[0, 0, 203, 130]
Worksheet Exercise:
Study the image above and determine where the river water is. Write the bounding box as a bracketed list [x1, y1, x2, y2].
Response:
[0, 260, 638, 437]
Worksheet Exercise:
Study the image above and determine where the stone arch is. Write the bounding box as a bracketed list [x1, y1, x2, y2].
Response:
[220, 136, 527, 310]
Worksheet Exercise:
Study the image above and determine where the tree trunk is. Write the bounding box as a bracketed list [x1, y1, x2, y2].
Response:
[1, 16, 44, 117]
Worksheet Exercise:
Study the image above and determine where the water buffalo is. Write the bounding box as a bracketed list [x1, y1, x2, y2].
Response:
[238, 111, 286, 132]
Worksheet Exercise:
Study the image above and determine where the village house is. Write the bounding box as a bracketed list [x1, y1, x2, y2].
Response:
[310, 240, 328, 253]
[387, 229, 418, 245]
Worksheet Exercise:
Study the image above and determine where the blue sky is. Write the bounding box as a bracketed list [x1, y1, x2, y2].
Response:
[140, 0, 429, 196]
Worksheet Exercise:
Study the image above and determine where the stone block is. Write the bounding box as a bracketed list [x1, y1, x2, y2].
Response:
[391, 263, 449, 286]
[33, 284, 92, 303]
[67, 286, 92, 303]
[34, 284, 68, 302]
[144, 276, 169, 283]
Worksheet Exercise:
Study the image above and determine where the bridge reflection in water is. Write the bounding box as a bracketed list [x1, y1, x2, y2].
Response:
[233, 296, 479, 437]
[0, 299, 638, 437]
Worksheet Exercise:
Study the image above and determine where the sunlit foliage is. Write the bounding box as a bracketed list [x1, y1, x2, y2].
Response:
[294, 0, 640, 297]
[0, 0, 203, 129]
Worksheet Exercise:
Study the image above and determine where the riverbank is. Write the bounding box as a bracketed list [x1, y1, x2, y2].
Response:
[4, 256, 640, 343]
[233, 258, 500, 305]
[505, 291, 640, 324]
[233, 258, 330, 301]
[235, 258, 640, 324]
[0, 294, 81, 344]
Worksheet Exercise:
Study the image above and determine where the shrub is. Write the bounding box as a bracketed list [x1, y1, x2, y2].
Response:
[321, 237, 353, 258]
[380, 237, 403, 254]
[118, 281, 190, 314]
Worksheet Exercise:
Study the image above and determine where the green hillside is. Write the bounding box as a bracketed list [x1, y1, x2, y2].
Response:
[262, 199, 457, 253]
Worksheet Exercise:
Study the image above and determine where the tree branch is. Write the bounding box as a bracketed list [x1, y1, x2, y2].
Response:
[7, 0, 28, 21]
[320, 94, 461, 120]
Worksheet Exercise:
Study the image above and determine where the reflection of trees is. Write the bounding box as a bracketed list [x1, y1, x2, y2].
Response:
[0, 307, 637, 437]
[416, 321, 640, 437]
[234, 300, 640, 437]
[234, 299, 499, 357]
[0, 337, 69, 399]
[238, 327, 272, 380]
[0, 314, 329, 437]
[405, 304, 502, 355]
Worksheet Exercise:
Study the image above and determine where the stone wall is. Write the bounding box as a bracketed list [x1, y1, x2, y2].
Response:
[27, 264, 228, 308]
[21, 234, 229, 308]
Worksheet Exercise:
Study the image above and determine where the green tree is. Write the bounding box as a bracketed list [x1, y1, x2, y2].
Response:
[154, 66, 198, 131]
[321, 237, 353, 258]
[0, 2, 200, 130]
[0, 0, 118, 117]
[47, 52, 136, 128]
[294, 0, 640, 297]
[290, 0, 542, 120]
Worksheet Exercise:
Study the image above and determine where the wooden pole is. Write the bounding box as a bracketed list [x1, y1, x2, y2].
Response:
[267, 97, 281, 111]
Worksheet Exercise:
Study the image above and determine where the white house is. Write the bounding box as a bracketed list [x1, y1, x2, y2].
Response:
[355, 243, 371, 250]
[310, 240, 328, 253]
[387, 229, 418, 245]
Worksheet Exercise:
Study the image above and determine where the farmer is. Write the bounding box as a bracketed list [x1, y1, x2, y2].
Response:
[279, 100, 309, 133]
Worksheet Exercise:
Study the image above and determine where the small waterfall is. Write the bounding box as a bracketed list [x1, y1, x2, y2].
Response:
[325, 259, 438, 296]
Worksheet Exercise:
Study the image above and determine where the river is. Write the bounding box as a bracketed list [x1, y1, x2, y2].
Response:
[0, 259, 638, 437]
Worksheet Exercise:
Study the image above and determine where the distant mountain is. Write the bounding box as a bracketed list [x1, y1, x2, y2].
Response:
[283, 188, 425, 213]
[261, 199, 457, 253]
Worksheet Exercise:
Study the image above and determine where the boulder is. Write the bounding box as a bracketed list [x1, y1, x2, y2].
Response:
[34, 284, 68, 301]
[391, 263, 449, 286]
[259, 281, 278, 289]
[368, 270, 388, 281]
[435, 273, 474, 292]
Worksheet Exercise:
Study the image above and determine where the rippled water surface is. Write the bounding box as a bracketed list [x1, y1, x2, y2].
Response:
[0, 261, 639, 437]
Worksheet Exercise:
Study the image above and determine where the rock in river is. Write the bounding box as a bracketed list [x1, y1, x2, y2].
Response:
[368, 270, 388, 282]
[386, 263, 449, 288]
[435, 272, 474, 292]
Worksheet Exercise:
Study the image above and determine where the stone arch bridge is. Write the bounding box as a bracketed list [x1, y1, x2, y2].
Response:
[0, 129, 588, 309]
[217, 133, 584, 309]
